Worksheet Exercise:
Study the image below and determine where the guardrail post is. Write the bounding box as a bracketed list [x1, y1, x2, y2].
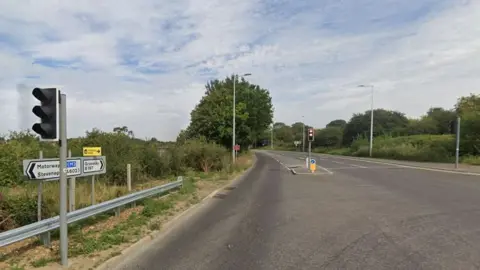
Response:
[91, 175, 95, 205]
[127, 164, 135, 208]
[37, 151, 51, 247]
[68, 150, 76, 212]
[127, 164, 132, 192]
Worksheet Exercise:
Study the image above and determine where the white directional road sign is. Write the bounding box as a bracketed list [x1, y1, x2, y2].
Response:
[23, 156, 106, 181]
[83, 159, 105, 174]
[24, 158, 81, 180]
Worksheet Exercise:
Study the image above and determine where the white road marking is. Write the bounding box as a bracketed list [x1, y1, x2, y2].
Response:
[320, 155, 480, 176]
[349, 163, 367, 168]
[317, 165, 334, 174]
[328, 166, 393, 170]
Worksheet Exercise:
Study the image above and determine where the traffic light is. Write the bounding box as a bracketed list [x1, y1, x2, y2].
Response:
[308, 128, 314, 142]
[32, 87, 59, 141]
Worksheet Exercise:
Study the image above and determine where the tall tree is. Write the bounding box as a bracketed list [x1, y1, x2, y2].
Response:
[456, 94, 480, 154]
[326, 119, 347, 129]
[425, 107, 456, 134]
[185, 75, 274, 149]
[342, 109, 409, 145]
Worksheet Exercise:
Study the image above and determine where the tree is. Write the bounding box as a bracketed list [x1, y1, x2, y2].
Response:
[313, 127, 343, 148]
[185, 75, 274, 149]
[273, 123, 294, 143]
[456, 94, 480, 116]
[113, 126, 134, 138]
[342, 109, 409, 145]
[405, 118, 439, 135]
[456, 94, 480, 154]
[425, 107, 456, 134]
[291, 122, 306, 141]
[326, 119, 346, 129]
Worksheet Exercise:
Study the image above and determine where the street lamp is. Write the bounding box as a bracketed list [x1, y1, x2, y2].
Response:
[233, 73, 251, 162]
[271, 121, 274, 149]
[358, 84, 374, 157]
[302, 115, 305, 152]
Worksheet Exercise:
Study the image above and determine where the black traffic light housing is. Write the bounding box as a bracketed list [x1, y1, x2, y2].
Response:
[308, 128, 314, 142]
[32, 87, 59, 141]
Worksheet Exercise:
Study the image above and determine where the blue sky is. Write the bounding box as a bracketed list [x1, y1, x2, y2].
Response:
[0, 0, 479, 140]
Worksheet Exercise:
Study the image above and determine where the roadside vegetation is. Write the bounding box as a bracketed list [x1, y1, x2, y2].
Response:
[0, 74, 273, 269]
[268, 93, 480, 165]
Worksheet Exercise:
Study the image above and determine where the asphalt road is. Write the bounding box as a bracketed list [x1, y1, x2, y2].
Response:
[113, 151, 480, 270]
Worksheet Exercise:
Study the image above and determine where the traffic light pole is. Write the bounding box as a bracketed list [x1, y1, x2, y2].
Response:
[59, 93, 68, 267]
[308, 141, 312, 171]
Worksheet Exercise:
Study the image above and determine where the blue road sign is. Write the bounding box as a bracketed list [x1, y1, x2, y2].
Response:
[66, 161, 77, 168]
[310, 158, 316, 164]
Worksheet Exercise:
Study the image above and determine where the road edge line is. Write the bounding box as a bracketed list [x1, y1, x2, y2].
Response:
[319, 154, 480, 176]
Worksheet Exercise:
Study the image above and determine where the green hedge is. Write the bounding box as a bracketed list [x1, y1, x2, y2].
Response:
[0, 129, 233, 230]
[315, 134, 456, 162]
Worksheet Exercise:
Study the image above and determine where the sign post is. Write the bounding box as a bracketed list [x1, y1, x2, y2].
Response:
[307, 128, 314, 171]
[234, 144, 240, 159]
[455, 117, 460, 169]
[310, 158, 316, 173]
[58, 93, 68, 267]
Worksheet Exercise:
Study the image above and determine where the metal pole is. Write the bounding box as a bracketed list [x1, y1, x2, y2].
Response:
[308, 141, 312, 171]
[302, 118, 305, 152]
[369, 86, 374, 157]
[37, 150, 43, 222]
[455, 117, 461, 169]
[232, 75, 236, 163]
[271, 123, 273, 149]
[68, 149, 76, 212]
[127, 164, 132, 191]
[59, 93, 68, 266]
[91, 175, 95, 205]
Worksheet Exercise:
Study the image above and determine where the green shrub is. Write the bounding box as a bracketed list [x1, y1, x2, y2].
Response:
[0, 128, 235, 232]
[351, 134, 455, 162]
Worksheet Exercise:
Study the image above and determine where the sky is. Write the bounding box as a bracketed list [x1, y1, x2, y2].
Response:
[0, 0, 479, 141]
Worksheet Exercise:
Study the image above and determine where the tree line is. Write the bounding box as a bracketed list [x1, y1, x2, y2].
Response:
[271, 94, 480, 155]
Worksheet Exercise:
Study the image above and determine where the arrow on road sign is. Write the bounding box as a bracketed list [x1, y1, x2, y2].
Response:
[28, 162, 36, 179]
[310, 159, 316, 164]
[83, 159, 105, 173]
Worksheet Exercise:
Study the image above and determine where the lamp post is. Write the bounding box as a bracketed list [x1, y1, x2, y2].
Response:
[233, 73, 251, 162]
[358, 84, 374, 157]
[271, 122, 274, 149]
[302, 116, 305, 152]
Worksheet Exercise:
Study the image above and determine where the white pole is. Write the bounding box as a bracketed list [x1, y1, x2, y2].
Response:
[369, 86, 374, 157]
[232, 75, 236, 163]
[68, 149, 76, 212]
[302, 117, 305, 152]
[59, 93, 68, 266]
[37, 150, 43, 222]
[271, 123, 273, 149]
[455, 117, 461, 169]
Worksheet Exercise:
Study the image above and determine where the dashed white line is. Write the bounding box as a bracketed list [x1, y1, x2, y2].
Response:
[348, 163, 367, 168]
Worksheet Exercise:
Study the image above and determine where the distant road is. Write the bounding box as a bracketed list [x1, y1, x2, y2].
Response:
[109, 151, 480, 270]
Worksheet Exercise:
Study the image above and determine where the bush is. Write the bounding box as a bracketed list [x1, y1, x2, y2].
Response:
[0, 128, 235, 232]
[351, 134, 455, 162]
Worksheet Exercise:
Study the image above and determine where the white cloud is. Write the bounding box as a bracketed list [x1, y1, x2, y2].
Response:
[0, 0, 479, 140]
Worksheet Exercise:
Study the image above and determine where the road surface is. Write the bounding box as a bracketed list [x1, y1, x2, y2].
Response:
[112, 151, 480, 270]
